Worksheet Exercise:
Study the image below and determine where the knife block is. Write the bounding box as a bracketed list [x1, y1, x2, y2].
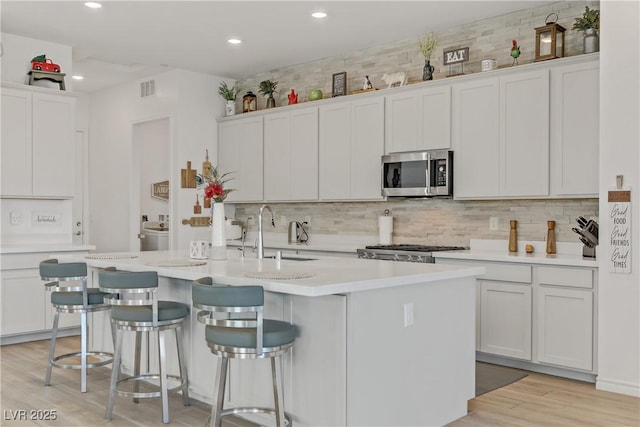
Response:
[583, 245, 596, 259]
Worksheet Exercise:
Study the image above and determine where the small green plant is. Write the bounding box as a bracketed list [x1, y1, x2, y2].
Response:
[418, 32, 437, 60]
[218, 82, 238, 101]
[572, 6, 600, 32]
[258, 80, 278, 97]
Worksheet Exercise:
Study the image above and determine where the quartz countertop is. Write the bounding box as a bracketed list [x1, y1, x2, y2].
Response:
[65, 249, 484, 297]
[433, 239, 598, 268]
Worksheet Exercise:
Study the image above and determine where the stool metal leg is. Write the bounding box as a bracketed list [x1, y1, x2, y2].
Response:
[45, 311, 60, 386]
[158, 330, 169, 424]
[80, 310, 88, 393]
[211, 356, 228, 427]
[272, 356, 286, 427]
[106, 328, 123, 421]
[133, 331, 142, 404]
[175, 325, 190, 406]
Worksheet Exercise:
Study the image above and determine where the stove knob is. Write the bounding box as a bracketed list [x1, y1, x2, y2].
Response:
[407, 255, 414, 262]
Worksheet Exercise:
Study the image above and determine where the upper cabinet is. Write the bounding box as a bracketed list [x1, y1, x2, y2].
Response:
[264, 107, 319, 201]
[550, 60, 599, 197]
[1, 84, 76, 198]
[218, 116, 264, 202]
[319, 96, 384, 201]
[385, 85, 451, 153]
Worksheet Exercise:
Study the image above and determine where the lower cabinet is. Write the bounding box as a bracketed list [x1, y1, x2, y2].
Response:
[479, 280, 532, 360]
[0, 251, 88, 343]
[435, 257, 597, 376]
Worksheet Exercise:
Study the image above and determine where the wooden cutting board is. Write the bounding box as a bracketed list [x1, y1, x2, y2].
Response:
[181, 161, 197, 188]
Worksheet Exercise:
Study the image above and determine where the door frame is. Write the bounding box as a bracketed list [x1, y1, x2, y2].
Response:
[129, 115, 174, 252]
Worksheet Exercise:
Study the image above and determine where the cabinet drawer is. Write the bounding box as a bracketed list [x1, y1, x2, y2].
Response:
[538, 267, 593, 289]
[482, 263, 531, 283]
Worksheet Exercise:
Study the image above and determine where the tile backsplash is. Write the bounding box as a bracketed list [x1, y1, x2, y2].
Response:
[234, 198, 598, 247]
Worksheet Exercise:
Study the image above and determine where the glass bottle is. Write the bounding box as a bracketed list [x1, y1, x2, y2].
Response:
[546, 220, 557, 255]
[509, 220, 518, 253]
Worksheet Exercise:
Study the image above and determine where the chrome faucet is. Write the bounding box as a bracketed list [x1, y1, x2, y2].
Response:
[257, 205, 275, 259]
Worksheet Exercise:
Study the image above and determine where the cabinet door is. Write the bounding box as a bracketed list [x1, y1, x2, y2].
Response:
[1, 88, 32, 196]
[550, 60, 599, 196]
[264, 108, 318, 201]
[350, 97, 384, 200]
[319, 103, 352, 200]
[218, 117, 264, 202]
[452, 78, 500, 198]
[385, 92, 419, 153]
[479, 280, 532, 360]
[1, 270, 46, 336]
[32, 93, 76, 197]
[420, 85, 451, 150]
[500, 70, 549, 197]
[385, 87, 451, 153]
[536, 286, 593, 371]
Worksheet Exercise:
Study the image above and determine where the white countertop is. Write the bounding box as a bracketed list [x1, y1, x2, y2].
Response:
[433, 239, 598, 268]
[65, 249, 484, 297]
[0, 243, 96, 254]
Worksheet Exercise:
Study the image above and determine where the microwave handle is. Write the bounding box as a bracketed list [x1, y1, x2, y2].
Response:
[425, 152, 432, 195]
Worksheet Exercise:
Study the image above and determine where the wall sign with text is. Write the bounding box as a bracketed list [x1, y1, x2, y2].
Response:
[608, 188, 631, 273]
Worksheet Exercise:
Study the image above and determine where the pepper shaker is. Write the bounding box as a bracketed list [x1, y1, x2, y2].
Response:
[546, 220, 557, 255]
[509, 220, 518, 253]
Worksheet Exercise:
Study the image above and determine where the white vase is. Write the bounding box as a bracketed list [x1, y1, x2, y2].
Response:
[225, 100, 235, 116]
[209, 202, 226, 260]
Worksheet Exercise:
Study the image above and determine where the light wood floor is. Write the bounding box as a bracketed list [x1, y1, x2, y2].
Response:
[1, 337, 638, 426]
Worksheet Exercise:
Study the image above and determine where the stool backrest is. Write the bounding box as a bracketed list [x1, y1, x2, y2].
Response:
[99, 269, 160, 325]
[40, 258, 89, 306]
[192, 277, 265, 354]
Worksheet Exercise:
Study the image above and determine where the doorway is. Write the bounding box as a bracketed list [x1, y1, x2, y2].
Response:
[131, 117, 171, 251]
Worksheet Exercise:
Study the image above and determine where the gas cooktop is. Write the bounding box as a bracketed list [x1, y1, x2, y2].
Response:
[364, 244, 467, 252]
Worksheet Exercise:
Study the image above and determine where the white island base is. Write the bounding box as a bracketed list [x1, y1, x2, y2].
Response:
[80, 251, 480, 426]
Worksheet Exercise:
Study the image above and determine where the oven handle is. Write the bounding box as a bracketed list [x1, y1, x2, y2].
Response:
[425, 152, 432, 196]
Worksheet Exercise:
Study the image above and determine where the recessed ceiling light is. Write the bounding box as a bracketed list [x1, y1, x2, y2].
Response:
[71, 75, 84, 80]
[84, 2, 102, 9]
[227, 38, 242, 45]
[311, 11, 327, 19]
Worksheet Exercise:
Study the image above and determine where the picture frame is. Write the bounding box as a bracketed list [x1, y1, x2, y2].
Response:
[332, 72, 347, 97]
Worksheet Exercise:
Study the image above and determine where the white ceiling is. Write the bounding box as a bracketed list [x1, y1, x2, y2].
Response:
[1, 1, 555, 93]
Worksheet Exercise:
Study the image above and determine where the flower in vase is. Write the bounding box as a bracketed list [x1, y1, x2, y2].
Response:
[197, 166, 234, 203]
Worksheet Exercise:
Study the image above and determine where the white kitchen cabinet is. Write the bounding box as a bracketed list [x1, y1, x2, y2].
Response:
[319, 96, 384, 200]
[0, 251, 88, 344]
[536, 266, 595, 371]
[385, 85, 451, 153]
[550, 59, 599, 197]
[1, 84, 76, 198]
[452, 77, 500, 198]
[453, 70, 549, 199]
[218, 116, 264, 202]
[479, 280, 532, 360]
[500, 70, 549, 197]
[264, 107, 318, 201]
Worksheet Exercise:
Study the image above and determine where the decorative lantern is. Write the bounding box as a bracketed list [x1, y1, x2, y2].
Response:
[535, 13, 566, 62]
[242, 91, 257, 113]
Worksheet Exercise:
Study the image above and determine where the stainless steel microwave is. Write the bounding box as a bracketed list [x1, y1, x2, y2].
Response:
[381, 150, 453, 197]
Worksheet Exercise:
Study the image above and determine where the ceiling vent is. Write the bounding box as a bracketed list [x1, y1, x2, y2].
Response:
[140, 80, 155, 98]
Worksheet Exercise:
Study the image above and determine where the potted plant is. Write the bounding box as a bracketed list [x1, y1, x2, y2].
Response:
[573, 6, 600, 54]
[419, 32, 437, 80]
[218, 82, 238, 116]
[258, 79, 278, 109]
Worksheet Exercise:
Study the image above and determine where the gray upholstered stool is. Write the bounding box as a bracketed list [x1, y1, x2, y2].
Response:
[192, 277, 296, 427]
[39, 259, 113, 393]
[99, 269, 190, 424]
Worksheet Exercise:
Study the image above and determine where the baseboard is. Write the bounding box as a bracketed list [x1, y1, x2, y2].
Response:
[596, 377, 640, 397]
[0, 327, 80, 346]
[476, 352, 597, 383]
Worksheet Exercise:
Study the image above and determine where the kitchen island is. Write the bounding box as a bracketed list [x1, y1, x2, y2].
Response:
[72, 250, 483, 427]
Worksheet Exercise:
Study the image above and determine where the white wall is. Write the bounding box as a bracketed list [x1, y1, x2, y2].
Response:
[88, 69, 231, 252]
[0, 32, 73, 90]
[597, 0, 640, 397]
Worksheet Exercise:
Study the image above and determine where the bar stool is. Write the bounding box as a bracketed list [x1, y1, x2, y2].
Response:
[39, 259, 113, 393]
[98, 269, 190, 424]
[192, 277, 296, 427]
